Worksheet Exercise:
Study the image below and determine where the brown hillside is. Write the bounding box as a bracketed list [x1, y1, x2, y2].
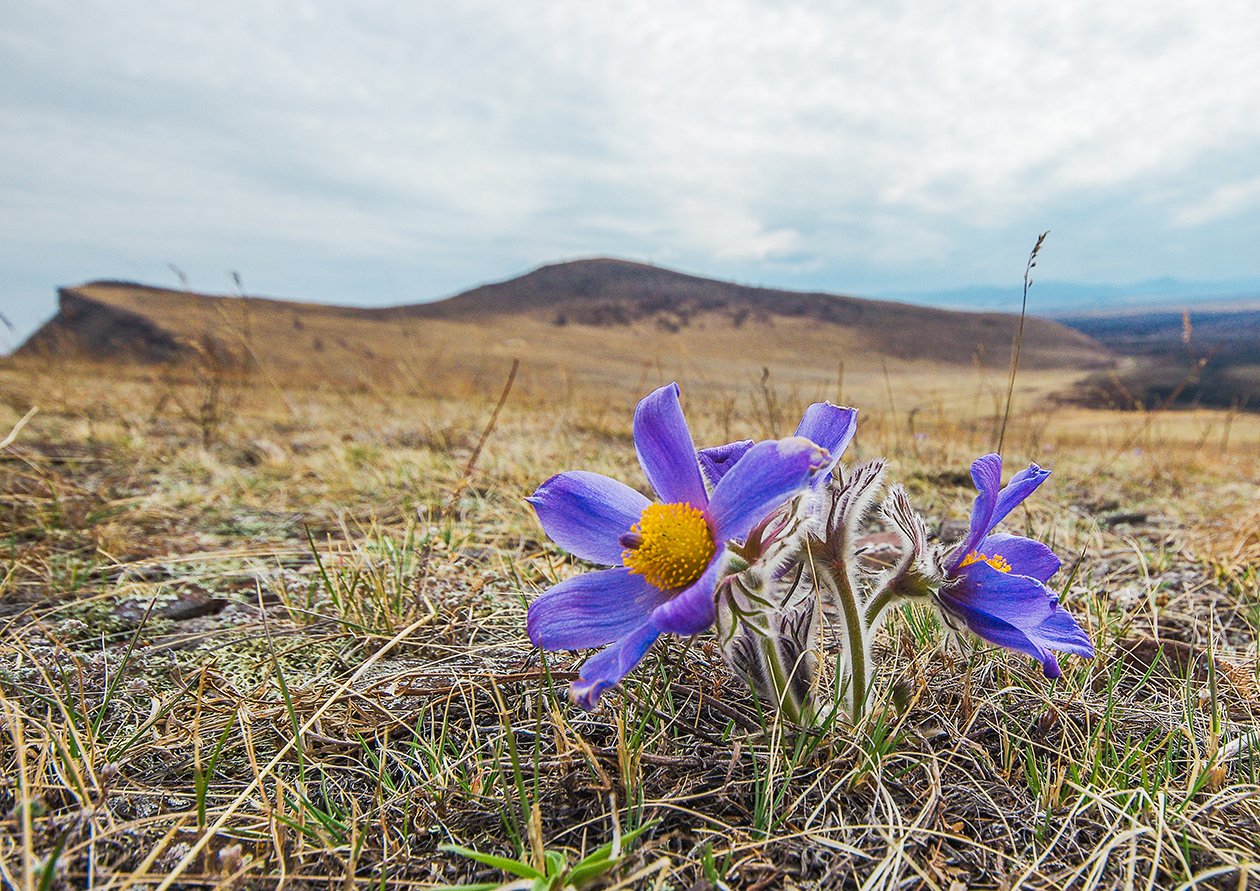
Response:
[399, 258, 1109, 366]
[16, 259, 1112, 400]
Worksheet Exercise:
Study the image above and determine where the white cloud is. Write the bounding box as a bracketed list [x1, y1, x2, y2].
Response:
[1174, 174, 1260, 227]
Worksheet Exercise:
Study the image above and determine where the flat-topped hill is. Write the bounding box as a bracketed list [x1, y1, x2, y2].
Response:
[17, 258, 1111, 397]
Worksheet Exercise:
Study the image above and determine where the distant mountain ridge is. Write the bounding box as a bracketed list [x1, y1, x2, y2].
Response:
[883, 277, 1260, 317]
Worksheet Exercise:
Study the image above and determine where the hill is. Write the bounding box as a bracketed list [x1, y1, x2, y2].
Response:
[398, 258, 1106, 363]
[16, 258, 1111, 399]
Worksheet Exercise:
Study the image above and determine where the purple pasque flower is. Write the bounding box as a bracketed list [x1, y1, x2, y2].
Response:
[526, 383, 830, 709]
[936, 453, 1094, 679]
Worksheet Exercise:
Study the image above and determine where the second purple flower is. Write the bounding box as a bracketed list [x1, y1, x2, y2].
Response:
[936, 453, 1094, 678]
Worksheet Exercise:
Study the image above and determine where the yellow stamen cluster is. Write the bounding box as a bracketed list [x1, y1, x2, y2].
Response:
[960, 550, 1012, 573]
[622, 502, 715, 591]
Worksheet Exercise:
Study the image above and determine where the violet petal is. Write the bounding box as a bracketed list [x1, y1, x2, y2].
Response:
[650, 544, 728, 635]
[632, 383, 708, 508]
[981, 532, 1062, 583]
[697, 440, 755, 489]
[569, 622, 662, 710]
[528, 471, 650, 566]
[794, 403, 858, 487]
[527, 567, 670, 650]
[947, 453, 1003, 571]
[707, 438, 826, 544]
[988, 463, 1051, 533]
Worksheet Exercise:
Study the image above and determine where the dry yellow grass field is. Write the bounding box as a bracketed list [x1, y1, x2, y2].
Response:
[1, 296, 1258, 889]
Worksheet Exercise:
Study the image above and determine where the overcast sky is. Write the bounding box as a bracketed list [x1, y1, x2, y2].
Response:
[3, 0, 1260, 347]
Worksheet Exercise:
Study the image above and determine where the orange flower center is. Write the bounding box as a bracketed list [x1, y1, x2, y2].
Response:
[960, 550, 1012, 573]
[622, 502, 715, 591]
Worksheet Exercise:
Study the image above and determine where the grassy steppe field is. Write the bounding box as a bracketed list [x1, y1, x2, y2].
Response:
[1, 346, 1257, 889]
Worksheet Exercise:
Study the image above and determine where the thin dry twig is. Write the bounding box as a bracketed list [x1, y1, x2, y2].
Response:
[997, 230, 1047, 456]
[0, 405, 38, 450]
[445, 357, 520, 516]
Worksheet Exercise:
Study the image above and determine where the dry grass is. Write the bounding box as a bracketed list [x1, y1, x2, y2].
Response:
[0, 353, 1257, 890]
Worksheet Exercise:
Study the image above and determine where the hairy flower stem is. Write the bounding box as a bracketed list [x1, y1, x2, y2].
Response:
[836, 575, 870, 722]
[760, 635, 804, 724]
[865, 586, 899, 631]
[864, 572, 935, 630]
[813, 559, 870, 722]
